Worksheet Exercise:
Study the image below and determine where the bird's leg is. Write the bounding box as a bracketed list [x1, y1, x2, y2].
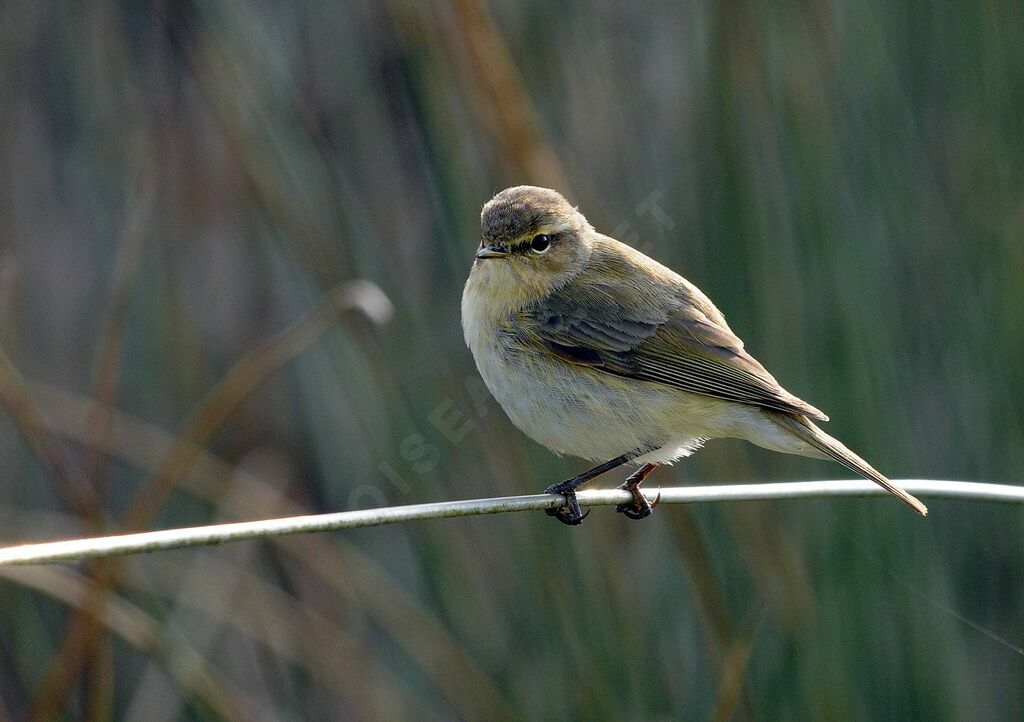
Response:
[615, 463, 659, 520]
[543, 451, 636, 526]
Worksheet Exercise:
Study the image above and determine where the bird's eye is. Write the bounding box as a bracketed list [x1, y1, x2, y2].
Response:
[530, 234, 551, 253]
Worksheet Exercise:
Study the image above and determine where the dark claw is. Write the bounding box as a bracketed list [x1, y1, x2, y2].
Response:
[547, 505, 590, 526]
[541, 452, 649, 527]
[544, 489, 589, 526]
[616, 498, 653, 520]
[616, 485, 655, 520]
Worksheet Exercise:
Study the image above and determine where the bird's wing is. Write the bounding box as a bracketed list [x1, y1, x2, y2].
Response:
[516, 269, 829, 421]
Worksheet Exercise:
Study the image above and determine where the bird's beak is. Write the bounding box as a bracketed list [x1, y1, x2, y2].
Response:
[475, 244, 509, 259]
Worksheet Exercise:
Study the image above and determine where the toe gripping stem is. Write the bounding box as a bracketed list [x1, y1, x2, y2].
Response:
[543, 449, 649, 527]
[615, 463, 659, 520]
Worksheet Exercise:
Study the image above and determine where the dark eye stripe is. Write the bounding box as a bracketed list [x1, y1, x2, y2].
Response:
[508, 232, 558, 254]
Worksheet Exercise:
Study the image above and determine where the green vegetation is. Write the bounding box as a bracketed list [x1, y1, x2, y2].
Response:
[0, 1, 1020, 718]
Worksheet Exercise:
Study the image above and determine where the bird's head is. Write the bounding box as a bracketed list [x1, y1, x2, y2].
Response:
[471, 186, 594, 302]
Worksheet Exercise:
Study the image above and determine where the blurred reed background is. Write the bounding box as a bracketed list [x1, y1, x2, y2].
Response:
[0, 1, 1021, 719]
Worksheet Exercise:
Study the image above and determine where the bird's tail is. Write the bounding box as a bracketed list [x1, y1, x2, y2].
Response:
[770, 412, 928, 516]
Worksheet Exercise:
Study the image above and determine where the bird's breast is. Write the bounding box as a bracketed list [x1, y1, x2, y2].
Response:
[462, 282, 722, 462]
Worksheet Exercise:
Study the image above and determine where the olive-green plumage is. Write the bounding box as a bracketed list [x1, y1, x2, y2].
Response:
[462, 185, 927, 517]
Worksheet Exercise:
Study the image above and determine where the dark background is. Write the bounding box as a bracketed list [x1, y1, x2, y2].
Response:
[0, 1, 1021, 719]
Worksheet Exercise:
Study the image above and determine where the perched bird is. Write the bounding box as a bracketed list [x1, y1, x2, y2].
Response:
[461, 185, 927, 525]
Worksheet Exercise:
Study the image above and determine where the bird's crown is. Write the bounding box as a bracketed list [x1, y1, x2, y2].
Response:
[480, 186, 585, 247]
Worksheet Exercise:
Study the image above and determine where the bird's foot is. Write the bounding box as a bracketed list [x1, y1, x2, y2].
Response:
[615, 487, 661, 519]
[540, 452, 651, 527]
[615, 463, 659, 521]
[544, 481, 590, 526]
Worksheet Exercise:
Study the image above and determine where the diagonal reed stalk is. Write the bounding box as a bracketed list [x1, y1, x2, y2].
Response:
[0, 348, 103, 528]
[0, 565, 262, 720]
[16, 386, 512, 719]
[28, 281, 391, 719]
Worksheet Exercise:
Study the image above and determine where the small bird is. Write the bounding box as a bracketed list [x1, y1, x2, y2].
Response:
[462, 185, 927, 525]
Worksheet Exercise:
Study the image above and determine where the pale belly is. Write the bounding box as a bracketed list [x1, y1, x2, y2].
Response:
[468, 328, 728, 464]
